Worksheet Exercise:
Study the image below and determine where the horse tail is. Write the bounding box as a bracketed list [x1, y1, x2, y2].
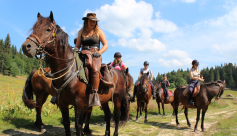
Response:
[119, 90, 130, 127]
[22, 70, 37, 109]
[141, 102, 145, 111]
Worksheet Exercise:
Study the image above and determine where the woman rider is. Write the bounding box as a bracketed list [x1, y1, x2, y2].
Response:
[110, 52, 127, 70]
[161, 74, 170, 100]
[75, 13, 109, 107]
[131, 61, 156, 102]
[188, 60, 205, 105]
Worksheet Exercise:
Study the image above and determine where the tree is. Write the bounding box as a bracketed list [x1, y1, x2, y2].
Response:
[214, 68, 220, 81]
[175, 77, 187, 87]
[4, 34, 11, 55]
[209, 67, 214, 82]
[3, 54, 12, 75]
[0, 39, 4, 73]
[228, 75, 236, 88]
[10, 62, 19, 77]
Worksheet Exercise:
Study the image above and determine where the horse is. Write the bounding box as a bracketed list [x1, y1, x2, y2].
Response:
[22, 68, 54, 132]
[21, 11, 129, 136]
[135, 72, 152, 123]
[153, 81, 175, 116]
[173, 80, 225, 132]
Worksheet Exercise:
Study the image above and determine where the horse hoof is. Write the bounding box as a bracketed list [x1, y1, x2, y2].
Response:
[105, 130, 110, 136]
[144, 120, 148, 123]
[40, 128, 46, 133]
[162, 114, 165, 117]
[135, 119, 139, 122]
[194, 128, 198, 132]
[113, 132, 118, 136]
[157, 113, 161, 116]
[177, 123, 180, 126]
[188, 124, 192, 128]
[202, 128, 205, 132]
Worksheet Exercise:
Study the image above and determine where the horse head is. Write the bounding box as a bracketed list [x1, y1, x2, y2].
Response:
[125, 68, 134, 96]
[140, 72, 149, 92]
[217, 80, 226, 97]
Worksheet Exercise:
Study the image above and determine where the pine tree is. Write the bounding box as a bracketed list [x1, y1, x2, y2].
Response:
[4, 34, 11, 55]
[0, 39, 4, 73]
[3, 54, 12, 75]
[10, 62, 19, 77]
[209, 67, 214, 82]
[229, 75, 236, 88]
[215, 68, 220, 81]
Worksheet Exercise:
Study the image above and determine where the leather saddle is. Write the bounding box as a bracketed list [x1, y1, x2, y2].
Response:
[183, 85, 200, 97]
[79, 51, 114, 88]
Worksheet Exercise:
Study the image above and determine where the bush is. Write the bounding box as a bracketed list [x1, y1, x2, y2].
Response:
[10, 62, 19, 77]
[169, 83, 176, 89]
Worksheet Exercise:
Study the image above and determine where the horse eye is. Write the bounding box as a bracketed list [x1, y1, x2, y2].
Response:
[46, 28, 51, 32]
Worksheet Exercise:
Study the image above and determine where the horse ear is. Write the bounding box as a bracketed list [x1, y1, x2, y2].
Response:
[37, 12, 42, 19]
[49, 11, 54, 22]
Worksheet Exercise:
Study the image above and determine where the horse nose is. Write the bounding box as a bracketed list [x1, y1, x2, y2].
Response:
[26, 44, 31, 51]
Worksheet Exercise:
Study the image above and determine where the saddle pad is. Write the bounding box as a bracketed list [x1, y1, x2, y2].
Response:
[75, 52, 88, 84]
[162, 88, 173, 96]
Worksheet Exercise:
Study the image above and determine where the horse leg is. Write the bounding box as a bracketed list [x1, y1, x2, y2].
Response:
[136, 102, 140, 122]
[157, 102, 161, 116]
[171, 102, 175, 116]
[162, 103, 165, 117]
[201, 106, 208, 132]
[174, 102, 180, 126]
[60, 106, 71, 136]
[140, 103, 142, 118]
[83, 107, 92, 135]
[35, 92, 49, 132]
[144, 103, 148, 123]
[184, 107, 191, 127]
[194, 108, 201, 132]
[113, 99, 121, 136]
[101, 102, 111, 136]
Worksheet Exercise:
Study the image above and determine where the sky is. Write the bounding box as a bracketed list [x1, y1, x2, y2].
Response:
[0, 0, 237, 80]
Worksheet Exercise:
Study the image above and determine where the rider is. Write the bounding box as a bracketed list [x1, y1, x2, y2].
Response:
[161, 74, 170, 100]
[188, 60, 205, 105]
[110, 52, 127, 70]
[75, 13, 109, 107]
[131, 61, 156, 102]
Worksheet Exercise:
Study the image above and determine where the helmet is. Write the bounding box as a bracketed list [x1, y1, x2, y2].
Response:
[192, 60, 199, 65]
[144, 61, 149, 65]
[114, 52, 122, 58]
[163, 74, 166, 77]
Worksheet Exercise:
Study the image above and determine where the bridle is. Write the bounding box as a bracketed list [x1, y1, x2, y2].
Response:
[26, 21, 75, 80]
[203, 81, 225, 100]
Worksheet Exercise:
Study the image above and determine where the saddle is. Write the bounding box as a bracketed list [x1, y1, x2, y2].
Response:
[162, 88, 173, 96]
[79, 51, 114, 88]
[183, 85, 200, 97]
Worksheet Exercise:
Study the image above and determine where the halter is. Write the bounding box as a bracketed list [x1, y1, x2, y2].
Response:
[203, 81, 225, 100]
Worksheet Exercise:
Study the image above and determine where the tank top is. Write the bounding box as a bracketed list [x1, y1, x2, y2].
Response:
[190, 68, 199, 79]
[81, 34, 100, 49]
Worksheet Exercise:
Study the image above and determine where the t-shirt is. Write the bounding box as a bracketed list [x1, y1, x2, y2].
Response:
[140, 68, 152, 76]
[161, 80, 169, 90]
[110, 62, 125, 70]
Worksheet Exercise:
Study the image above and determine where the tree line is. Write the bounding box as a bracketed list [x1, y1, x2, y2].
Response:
[0, 34, 47, 77]
[154, 63, 237, 89]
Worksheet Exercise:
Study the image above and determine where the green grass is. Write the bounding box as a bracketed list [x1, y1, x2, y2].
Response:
[0, 74, 237, 136]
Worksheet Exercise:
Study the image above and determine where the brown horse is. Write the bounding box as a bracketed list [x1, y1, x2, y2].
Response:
[135, 73, 152, 123]
[22, 68, 54, 131]
[153, 82, 175, 117]
[173, 80, 225, 132]
[22, 11, 129, 136]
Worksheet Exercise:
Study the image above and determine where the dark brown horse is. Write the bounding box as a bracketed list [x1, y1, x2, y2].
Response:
[173, 80, 225, 132]
[22, 11, 129, 136]
[135, 73, 152, 123]
[153, 82, 175, 116]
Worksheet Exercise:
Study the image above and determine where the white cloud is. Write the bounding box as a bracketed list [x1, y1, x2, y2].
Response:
[158, 58, 192, 67]
[70, 21, 82, 37]
[164, 50, 189, 59]
[113, 38, 166, 52]
[85, 0, 178, 38]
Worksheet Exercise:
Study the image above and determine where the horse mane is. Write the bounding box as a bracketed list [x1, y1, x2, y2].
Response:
[203, 80, 224, 86]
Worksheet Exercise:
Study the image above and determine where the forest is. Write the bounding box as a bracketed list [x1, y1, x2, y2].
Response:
[1, 34, 237, 88]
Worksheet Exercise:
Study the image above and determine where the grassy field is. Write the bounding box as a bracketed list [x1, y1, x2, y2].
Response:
[0, 74, 237, 136]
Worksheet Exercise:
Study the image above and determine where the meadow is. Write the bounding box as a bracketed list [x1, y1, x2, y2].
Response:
[0, 74, 237, 136]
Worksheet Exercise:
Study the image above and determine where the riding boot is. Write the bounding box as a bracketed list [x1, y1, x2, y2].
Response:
[88, 71, 101, 108]
[131, 85, 137, 102]
[50, 95, 57, 105]
[164, 90, 170, 100]
[188, 92, 194, 106]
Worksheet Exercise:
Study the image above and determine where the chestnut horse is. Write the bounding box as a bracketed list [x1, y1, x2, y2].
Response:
[22, 11, 129, 136]
[153, 82, 175, 116]
[135, 73, 152, 123]
[173, 80, 225, 132]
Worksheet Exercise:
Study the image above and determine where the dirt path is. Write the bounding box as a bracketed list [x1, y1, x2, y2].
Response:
[1, 100, 237, 136]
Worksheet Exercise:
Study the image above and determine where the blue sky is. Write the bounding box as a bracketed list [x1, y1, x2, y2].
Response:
[1, 0, 237, 80]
